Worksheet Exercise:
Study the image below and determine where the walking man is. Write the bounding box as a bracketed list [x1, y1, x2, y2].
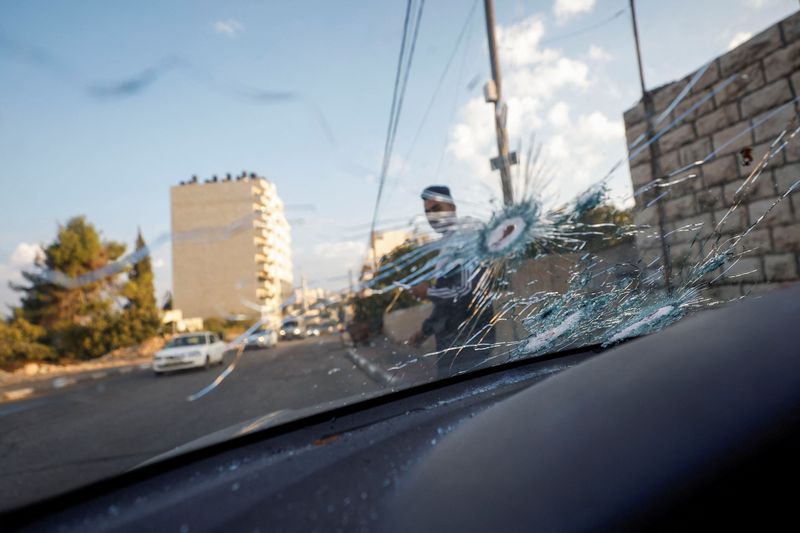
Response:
[409, 185, 494, 377]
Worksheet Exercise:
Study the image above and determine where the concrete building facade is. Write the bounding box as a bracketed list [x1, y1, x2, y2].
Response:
[170, 173, 293, 324]
[363, 230, 412, 279]
[624, 10, 800, 300]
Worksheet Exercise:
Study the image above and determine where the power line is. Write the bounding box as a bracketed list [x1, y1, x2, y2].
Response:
[389, 3, 627, 208]
[388, 0, 426, 172]
[435, 7, 480, 181]
[387, 0, 479, 198]
[540, 8, 627, 45]
[367, 0, 426, 270]
[379, 0, 415, 190]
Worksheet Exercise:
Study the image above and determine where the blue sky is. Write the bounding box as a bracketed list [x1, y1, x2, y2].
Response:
[1, 0, 797, 311]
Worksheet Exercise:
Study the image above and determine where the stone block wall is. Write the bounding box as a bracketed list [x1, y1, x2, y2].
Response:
[624, 10, 800, 300]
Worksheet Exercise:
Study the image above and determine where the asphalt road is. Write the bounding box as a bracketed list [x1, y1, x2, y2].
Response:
[0, 336, 383, 512]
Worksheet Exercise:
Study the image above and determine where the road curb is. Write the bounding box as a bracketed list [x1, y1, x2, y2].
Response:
[1, 362, 152, 403]
[345, 348, 398, 386]
[2, 387, 34, 401]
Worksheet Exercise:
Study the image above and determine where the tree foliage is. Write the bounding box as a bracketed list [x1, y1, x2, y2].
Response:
[120, 230, 161, 344]
[352, 241, 433, 336]
[10, 217, 161, 364]
[575, 204, 635, 252]
[202, 316, 255, 341]
[523, 204, 634, 258]
[0, 313, 56, 368]
[13, 217, 126, 359]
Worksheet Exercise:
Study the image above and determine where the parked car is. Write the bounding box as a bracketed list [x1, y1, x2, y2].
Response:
[306, 325, 321, 337]
[318, 320, 340, 335]
[279, 318, 305, 340]
[152, 332, 226, 374]
[244, 329, 279, 349]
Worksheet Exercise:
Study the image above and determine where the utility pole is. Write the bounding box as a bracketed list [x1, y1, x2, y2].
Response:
[370, 230, 378, 273]
[301, 274, 308, 313]
[483, 0, 516, 206]
[628, 0, 673, 293]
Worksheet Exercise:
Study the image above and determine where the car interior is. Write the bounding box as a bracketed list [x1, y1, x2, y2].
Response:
[4, 285, 798, 532]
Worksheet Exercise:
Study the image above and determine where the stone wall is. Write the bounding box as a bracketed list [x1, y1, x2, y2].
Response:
[383, 303, 436, 351]
[624, 10, 800, 300]
[381, 243, 635, 363]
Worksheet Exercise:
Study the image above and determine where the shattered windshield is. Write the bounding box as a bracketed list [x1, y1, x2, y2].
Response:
[1, 0, 799, 512]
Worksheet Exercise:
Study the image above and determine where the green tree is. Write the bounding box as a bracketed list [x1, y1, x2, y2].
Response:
[576, 205, 634, 251]
[13, 216, 127, 359]
[161, 290, 173, 311]
[0, 313, 56, 369]
[121, 230, 161, 343]
[525, 204, 634, 257]
[352, 241, 433, 336]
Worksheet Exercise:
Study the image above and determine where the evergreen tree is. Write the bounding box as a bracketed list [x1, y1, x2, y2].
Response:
[0, 312, 56, 368]
[13, 216, 127, 359]
[575, 205, 634, 251]
[352, 241, 432, 336]
[161, 291, 173, 311]
[121, 229, 161, 342]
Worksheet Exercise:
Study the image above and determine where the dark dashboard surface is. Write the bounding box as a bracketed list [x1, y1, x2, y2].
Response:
[7, 284, 800, 532]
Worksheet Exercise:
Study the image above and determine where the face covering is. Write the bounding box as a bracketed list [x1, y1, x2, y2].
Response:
[426, 210, 457, 233]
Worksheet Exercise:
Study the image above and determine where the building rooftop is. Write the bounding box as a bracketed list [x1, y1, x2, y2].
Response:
[177, 171, 269, 186]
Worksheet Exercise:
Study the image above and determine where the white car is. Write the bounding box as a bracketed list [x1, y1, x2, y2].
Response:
[279, 318, 306, 340]
[153, 332, 227, 374]
[244, 329, 279, 349]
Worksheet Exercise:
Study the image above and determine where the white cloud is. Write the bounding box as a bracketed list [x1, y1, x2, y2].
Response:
[506, 57, 590, 99]
[727, 31, 753, 50]
[447, 51, 591, 181]
[445, 13, 630, 207]
[213, 19, 245, 38]
[553, 0, 596, 22]
[153, 257, 166, 269]
[10, 242, 42, 266]
[577, 111, 625, 141]
[536, 111, 624, 189]
[588, 44, 613, 62]
[497, 16, 556, 66]
[548, 101, 570, 128]
[446, 14, 600, 201]
[0, 265, 20, 316]
[448, 98, 495, 165]
[0, 243, 42, 315]
[741, 0, 779, 8]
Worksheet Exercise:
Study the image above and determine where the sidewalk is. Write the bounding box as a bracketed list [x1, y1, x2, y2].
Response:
[0, 337, 167, 402]
[344, 336, 439, 387]
[0, 358, 153, 402]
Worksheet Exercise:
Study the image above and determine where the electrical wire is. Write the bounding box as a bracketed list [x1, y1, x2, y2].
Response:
[540, 8, 627, 45]
[385, 0, 480, 203]
[434, 2, 481, 181]
[367, 0, 426, 269]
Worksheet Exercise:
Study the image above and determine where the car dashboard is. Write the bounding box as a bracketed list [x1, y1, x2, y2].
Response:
[5, 285, 800, 532]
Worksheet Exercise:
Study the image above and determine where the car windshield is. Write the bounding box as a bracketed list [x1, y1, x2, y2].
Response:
[164, 335, 207, 347]
[1, 0, 799, 513]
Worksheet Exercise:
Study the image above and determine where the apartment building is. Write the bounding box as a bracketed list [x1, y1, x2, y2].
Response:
[170, 172, 293, 325]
